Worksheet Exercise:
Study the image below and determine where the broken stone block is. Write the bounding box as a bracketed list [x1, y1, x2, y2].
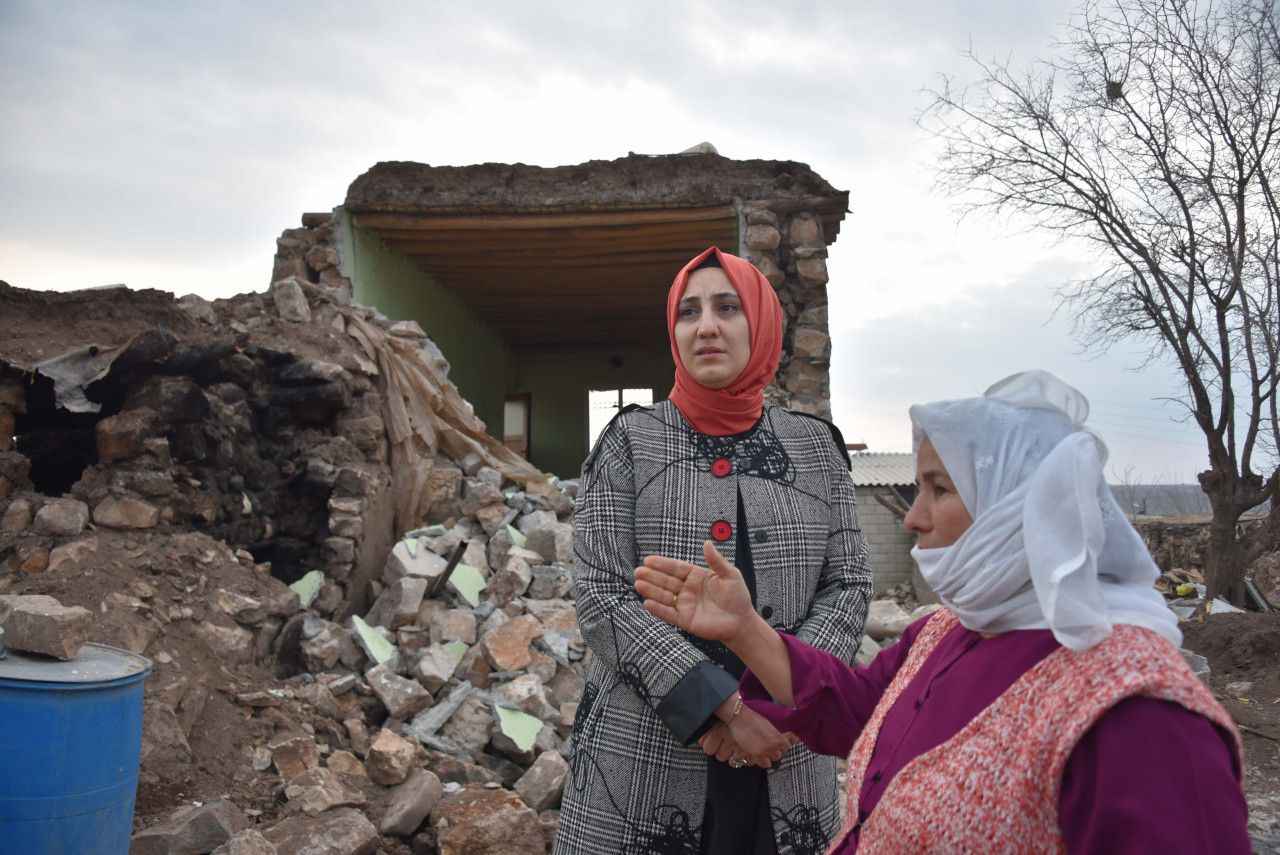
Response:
[486, 525, 519, 573]
[855, 634, 881, 667]
[212, 589, 267, 625]
[475, 502, 517, 536]
[539, 810, 560, 852]
[516, 509, 557, 536]
[140, 701, 193, 768]
[93, 495, 161, 529]
[367, 662, 432, 720]
[351, 616, 398, 667]
[383, 539, 448, 586]
[284, 767, 367, 816]
[489, 555, 533, 606]
[289, 570, 325, 609]
[547, 666, 584, 708]
[528, 565, 572, 600]
[14, 544, 49, 573]
[33, 498, 90, 537]
[300, 621, 344, 672]
[96, 408, 157, 463]
[432, 785, 546, 855]
[432, 608, 477, 645]
[415, 642, 467, 693]
[865, 599, 914, 641]
[210, 829, 277, 855]
[448, 564, 487, 608]
[0, 594, 92, 659]
[515, 750, 569, 812]
[326, 750, 367, 778]
[345, 718, 371, 758]
[270, 733, 321, 781]
[492, 706, 549, 763]
[381, 767, 443, 837]
[1, 496, 33, 532]
[130, 798, 250, 855]
[558, 703, 578, 733]
[263, 807, 377, 855]
[366, 728, 417, 786]
[461, 478, 504, 516]
[366, 576, 429, 629]
[194, 622, 255, 664]
[46, 536, 98, 573]
[271, 277, 312, 323]
[481, 614, 544, 672]
[440, 694, 495, 754]
[526, 522, 574, 564]
[494, 674, 557, 721]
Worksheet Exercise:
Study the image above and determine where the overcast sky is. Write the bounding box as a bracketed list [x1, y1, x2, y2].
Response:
[0, 0, 1213, 480]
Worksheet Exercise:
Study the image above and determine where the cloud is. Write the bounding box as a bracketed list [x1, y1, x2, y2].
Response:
[3, 0, 1223, 483]
[828, 258, 1213, 482]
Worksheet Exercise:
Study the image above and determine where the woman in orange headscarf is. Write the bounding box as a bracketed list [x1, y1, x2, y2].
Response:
[554, 248, 873, 855]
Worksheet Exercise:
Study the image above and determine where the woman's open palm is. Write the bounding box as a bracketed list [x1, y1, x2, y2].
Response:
[635, 541, 754, 642]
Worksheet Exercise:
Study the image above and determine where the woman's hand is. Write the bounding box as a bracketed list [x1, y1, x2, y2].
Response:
[727, 706, 790, 768]
[635, 540, 755, 643]
[700, 717, 791, 769]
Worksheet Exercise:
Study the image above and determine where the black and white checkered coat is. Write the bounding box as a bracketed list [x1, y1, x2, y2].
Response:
[555, 401, 872, 855]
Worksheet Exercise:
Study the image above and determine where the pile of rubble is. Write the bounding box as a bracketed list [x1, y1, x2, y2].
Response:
[0, 263, 580, 853]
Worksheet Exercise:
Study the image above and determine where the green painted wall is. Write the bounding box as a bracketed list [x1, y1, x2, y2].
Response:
[512, 345, 673, 478]
[340, 211, 511, 437]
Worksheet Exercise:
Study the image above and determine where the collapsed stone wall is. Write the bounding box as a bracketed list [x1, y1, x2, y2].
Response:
[742, 201, 834, 418]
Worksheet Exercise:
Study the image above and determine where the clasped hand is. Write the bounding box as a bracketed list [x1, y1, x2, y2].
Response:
[636, 540, 795, 768]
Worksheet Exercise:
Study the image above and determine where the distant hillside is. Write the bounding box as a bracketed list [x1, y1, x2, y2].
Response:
[1109, 483, 1272, 518]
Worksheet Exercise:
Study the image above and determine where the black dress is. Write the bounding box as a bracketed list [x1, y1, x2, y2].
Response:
[698, 489, 780, 855]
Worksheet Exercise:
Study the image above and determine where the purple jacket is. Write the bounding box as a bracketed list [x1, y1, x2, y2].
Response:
[741, 615, 1248, 853]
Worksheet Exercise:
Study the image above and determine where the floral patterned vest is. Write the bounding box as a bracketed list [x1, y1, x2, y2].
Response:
[832, 610, 1241, 854]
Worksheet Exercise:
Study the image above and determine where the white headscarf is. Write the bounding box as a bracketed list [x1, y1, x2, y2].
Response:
[908, 370, 1181, 651]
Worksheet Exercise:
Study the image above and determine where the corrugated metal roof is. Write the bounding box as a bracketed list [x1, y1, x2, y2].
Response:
[848, 452, 915, 486]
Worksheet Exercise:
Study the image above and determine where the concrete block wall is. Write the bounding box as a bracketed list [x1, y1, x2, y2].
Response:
[856, 486, 915, 593]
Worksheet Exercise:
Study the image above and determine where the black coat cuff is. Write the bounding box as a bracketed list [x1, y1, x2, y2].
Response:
[655, 660, 739, 746]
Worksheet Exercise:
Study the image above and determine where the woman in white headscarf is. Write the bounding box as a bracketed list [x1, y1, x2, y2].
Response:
[635, 371, 1249, 853]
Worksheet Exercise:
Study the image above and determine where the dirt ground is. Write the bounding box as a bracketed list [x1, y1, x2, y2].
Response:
[1182, 612, 1280, 848]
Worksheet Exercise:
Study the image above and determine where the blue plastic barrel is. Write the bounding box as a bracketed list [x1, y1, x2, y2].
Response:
[0, 642, 152, 854]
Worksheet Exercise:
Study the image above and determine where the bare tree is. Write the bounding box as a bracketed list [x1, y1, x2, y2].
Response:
[924, 0, 1280, 602]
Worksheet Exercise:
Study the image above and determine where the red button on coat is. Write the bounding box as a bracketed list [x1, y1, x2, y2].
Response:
[710, 520, 733, 542]
[711, 458, 733, 478]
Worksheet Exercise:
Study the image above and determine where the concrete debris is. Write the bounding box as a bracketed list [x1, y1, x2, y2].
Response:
[93, 495, 160, 529]
[448, 563, 487, 607]
[210, 830, 278, 855]
[366, 728, 418, 786]
[494, 705, 545, 754]
[325, 750, 367, 778]
[263, 807, 378, 855]
[366, 662, 432, 720]
[380, 768, 443, 837]
[350, 615, 397, 666]
[481, 614, 544, 672]
[284, 767, 367, 816]
[1181, 648, 1212, 681]
[129, 799, 251, 855]
[289, 571, 325, 609]
[270, 733, 321, 781]
[0, 594, 92, 660]
[432, 785, 546, 855]
[855, 634, 881, 667]
[865, 599, 914, 641]
[515, 749, 569, 812]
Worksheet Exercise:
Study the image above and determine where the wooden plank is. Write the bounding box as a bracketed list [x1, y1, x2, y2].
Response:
[354, 206, 735, 232]
[378, 223, 737, 251]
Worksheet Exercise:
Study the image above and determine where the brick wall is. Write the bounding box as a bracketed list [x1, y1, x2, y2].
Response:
[856, 485, 915, 593]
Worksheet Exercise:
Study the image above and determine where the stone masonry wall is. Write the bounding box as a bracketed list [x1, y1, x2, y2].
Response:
[856, 485, 915, 593]
[741, 200, 833, 418]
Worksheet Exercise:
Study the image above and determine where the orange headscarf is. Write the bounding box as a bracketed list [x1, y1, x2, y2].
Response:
[666, 247, 784, 436]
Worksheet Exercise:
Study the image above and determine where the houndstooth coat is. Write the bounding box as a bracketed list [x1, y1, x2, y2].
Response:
[555, 401, 872, 855]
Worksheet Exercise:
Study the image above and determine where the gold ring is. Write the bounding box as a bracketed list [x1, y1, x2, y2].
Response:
[730, 757, 746, 769]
